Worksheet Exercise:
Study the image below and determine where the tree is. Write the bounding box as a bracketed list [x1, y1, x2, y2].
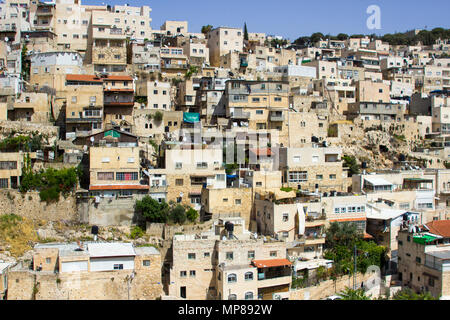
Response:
[186, 208, 199, 223]
[170, 205, 187, 225]
[310, 32, 325, 44]
[339, 287, 371, 300]
[244, 23, 249, 41]
[337, 33, 349, 41]
[325, 222, 362, 249]
[201, 25, 213, 35]
[135, 196, 169, 223]
[153, 111, 163, 122]
[342, 155, 360, 177]
[185, 65, 198, 80]
[392, 288, 438, 300]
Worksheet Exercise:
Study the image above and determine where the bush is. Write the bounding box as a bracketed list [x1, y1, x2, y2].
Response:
[130, 226, 144, 239]
[186, 208, 199, 223]
[280, 187, 293, 193]
[135, 196, 169, 223]
[169, 205, 187, 225]
[153, 111, 163, 122]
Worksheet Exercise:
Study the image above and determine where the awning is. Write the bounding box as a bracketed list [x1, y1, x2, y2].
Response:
[364, 177, 393, 186]
[183, 112, 200, 123]
[104, 130, 121, 138]
[252, 259, 292, 268]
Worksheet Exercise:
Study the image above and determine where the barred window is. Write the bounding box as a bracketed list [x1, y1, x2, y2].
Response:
[288, 171, 307, 183]
[97, 172, 114, 180]
[0, 161, 17, 170]
[116, 172, 138, 181]
[0, 178, 8, 188]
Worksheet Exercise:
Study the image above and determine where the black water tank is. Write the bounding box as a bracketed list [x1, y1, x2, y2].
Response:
[399, 154, 406, 162]
[91, 225, 99, 235]
[225, 222, 234, 232]
[362, 162, 368, 169]
[312, 136, 319, 143]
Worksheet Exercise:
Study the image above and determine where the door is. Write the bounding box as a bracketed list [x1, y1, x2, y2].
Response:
[180, 286, 186, 299]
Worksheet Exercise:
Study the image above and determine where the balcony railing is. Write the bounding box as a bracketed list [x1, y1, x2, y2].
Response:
[270, 113, 285, 122]
[230, 110, 251, 119]
[110, 28, 123, 35]
[162, 64, 188, 69]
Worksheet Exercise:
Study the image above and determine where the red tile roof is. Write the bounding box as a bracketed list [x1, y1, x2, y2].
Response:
[329, 217, 366, 223]
[425, 220, 450, 238]
[66, 74, 103, 82]
[252, 259, 292, 268]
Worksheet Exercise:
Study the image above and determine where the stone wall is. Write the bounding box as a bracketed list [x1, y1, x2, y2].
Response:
[289, 272, 377, 300]
[0, 190, 78, 222]
[146, 221, 215, 240]
[0, 121, 59, 142]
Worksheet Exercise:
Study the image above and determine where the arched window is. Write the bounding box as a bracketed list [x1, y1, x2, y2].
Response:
[245, 292, 254, 300]
[244, 272, 253, 281]
[228, 294, 237, 300]
[227, 273, 237, 283]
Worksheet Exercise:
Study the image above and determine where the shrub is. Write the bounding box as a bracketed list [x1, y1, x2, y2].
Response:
[130, 226, 144, 239]
[186, 208, 199, 223]
[153, 111, 163, 122]
[169, 205, 187, 225]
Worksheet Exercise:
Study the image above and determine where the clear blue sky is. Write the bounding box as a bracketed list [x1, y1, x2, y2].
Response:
[84, 0, 450, 40]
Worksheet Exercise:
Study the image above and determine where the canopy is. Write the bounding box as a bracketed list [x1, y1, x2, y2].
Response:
[252, 259, 292, 268]
[104, 130, 120, 138]
[183, 112, 200, 123]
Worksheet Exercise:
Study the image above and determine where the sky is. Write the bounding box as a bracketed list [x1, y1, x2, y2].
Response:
[83, 0, 450, 41]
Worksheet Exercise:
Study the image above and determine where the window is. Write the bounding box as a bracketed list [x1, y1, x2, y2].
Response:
[416, 257, 421, 264]
[270, 251, 277, 257]
[245, 292, 254, 300]
[256, 110, 263, 115]
[180, 271, 187, 277]
[248, 251, 255, 259]
[0, 178, 8, 188]
[235, 199, 241, 205]
[274, 97, 282, 102]
[228, 294, 237, 300]
[226, 252, 234, 260]
[116, 172, 138, 181]
[227, 274, 237, 283]
[282, 213, 289, 222]
[143, 260, 151, 267]
[316, 175, 323, 180]
[45, 258, 51, 264]
[0, 161, 17, 170]
[204, 252, 210, 258]
[113, 264, 124, 270]
[289, 171, 308, 183]
[429, 277, 435, 287]
[223, 198, 228, 202]
[97, 172, 114, 180]
[188, 253, 196, 260]
[329, 174, 336, 180]
[196, 162, 208, 169]
[175, 179, 183, 186]
[190, 270, 196, 277]
[245, 272, 253, 281]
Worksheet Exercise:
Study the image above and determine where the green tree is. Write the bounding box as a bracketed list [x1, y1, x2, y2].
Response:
[325, 222, 362, 249]
[135, 196, 169, 223]
[201, 25, 213, 35]
[310, 32, 325, 43]
[170, 205, 187, 225]
[186, 208, 199, 223]
[185, 65, 199, 80]
[153, 111, 163, 122]
[337, 33, 349, 41]
[339, 287, 371, 300]
[244, 23, 249, 41]
[392, 288, 438, 300]
[342, 155, 360, 177]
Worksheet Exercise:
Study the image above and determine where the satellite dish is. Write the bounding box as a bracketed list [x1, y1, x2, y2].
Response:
[90, 137, 95, 144]
[4, 37, 8, 42]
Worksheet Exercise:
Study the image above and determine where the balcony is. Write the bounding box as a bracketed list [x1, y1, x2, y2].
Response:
[257, 272, 291, 288]
[230, 110, 251, 120]
[162, 63, 188, 69]
[270, 112, 285, 122]
[110, 28, 123, 35]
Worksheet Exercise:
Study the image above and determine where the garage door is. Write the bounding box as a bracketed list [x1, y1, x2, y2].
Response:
[61, 261, 88, 273]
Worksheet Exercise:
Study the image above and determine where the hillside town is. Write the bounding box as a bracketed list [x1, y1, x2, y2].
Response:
[0, 0, 450, 301]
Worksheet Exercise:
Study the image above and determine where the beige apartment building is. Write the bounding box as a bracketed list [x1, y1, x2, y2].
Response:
[102, 75, 134, 133]
[160, 20, 188, 36]
[88, 129, 148, 197]
[304, 60, 337, 80]
[64, 74, 104, 139]
[136, 80, 172, 111]
[7, 242, 162, 300]
[0, 151, 25, 189]
[160, 47, 188, 78]
[8, 92, 50, 123]
[224, 80, 289, 133]
[0, 0, 31, 44]
[279, 145, 345, 193]
[182, 40, 209, 66]
[133, 109, 182, 141]
[168, 217, 291, 300]
[131, 41, 160, 73]
[161, 146, 226, 208]
[397, 220, 450, 299]
[207, 27, 243, 67]
[29, 51, 83, 91]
